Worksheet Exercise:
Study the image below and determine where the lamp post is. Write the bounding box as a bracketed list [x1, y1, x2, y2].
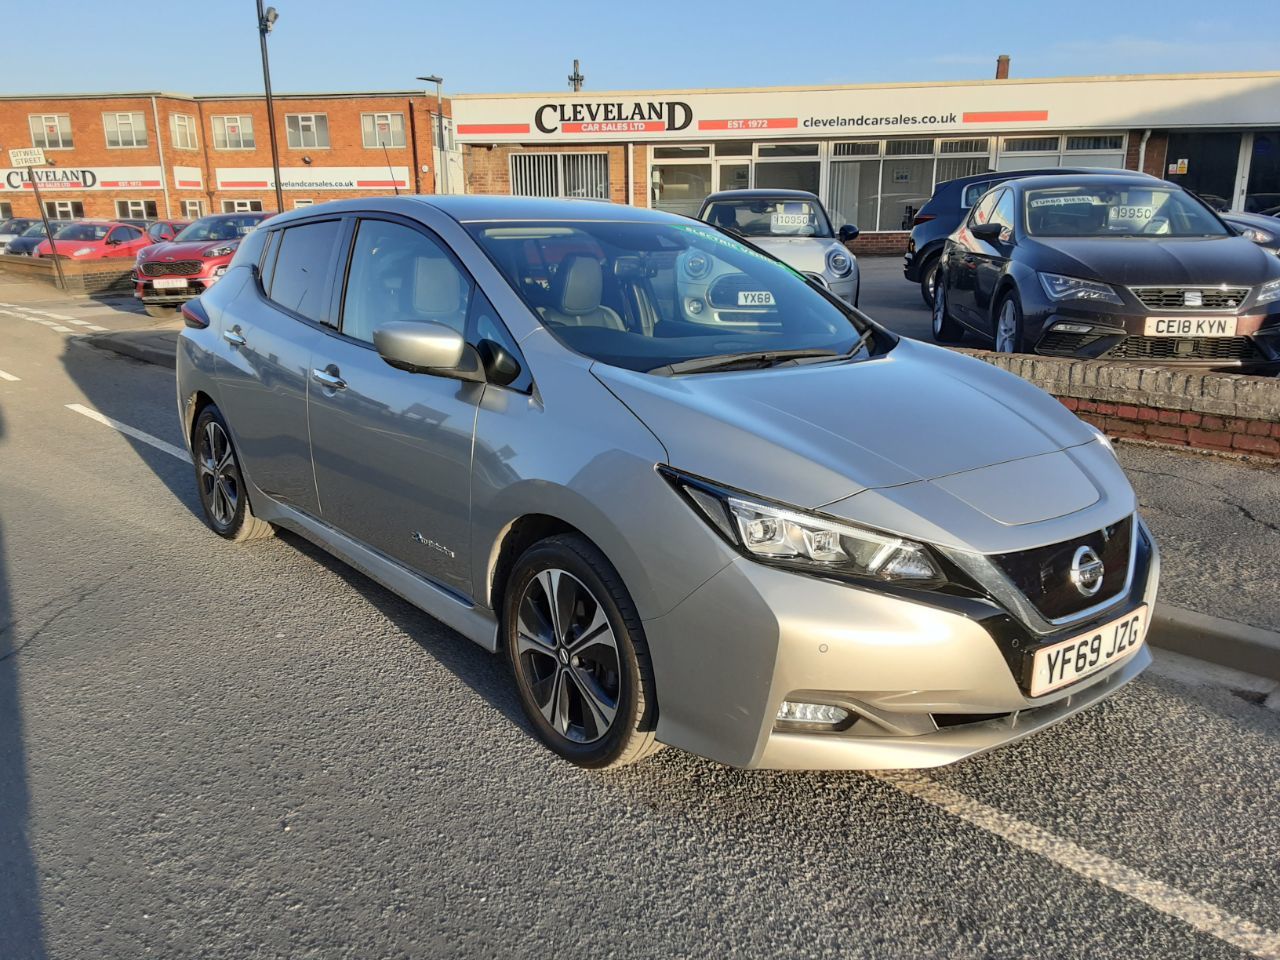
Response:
[257, 1, 285, 213]
[417, 75, 446, 195]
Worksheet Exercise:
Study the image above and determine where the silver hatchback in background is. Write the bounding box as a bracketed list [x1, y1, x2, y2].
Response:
[176, 195, 1158, 771]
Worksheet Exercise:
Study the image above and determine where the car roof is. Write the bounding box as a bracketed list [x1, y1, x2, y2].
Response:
[1001, 174, 1181, 192]
[702, 189, 819, 202]
[256, 195, 684, 228]
[940, 166, 1156, 188]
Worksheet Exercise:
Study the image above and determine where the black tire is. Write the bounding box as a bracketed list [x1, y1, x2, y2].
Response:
[144, 303, 179, 320]
[918, 254, 941, 308]
[994, 289, 1025, 354]
[192, 405, 274, 541]
[504, 534, 661, 769]
[931, 268, 965, 344]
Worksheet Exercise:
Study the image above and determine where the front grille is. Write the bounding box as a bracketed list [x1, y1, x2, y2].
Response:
[990, 516, 1132, 622]
[1106, 336, 1260, 361]
[1131, 286, 1248, 310]
[141, 260, 202, 277]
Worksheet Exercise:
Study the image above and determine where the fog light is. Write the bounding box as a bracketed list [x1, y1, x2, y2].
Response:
[776, 701, 850, 726]
[1052, 322, 1093, 334]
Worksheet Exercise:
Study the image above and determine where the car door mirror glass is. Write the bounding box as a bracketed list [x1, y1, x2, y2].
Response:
[372, 320, 485, 381]
[477, 339, 522, 387]
[970, 221, 1003, 242]
[838, 224, 860, 243]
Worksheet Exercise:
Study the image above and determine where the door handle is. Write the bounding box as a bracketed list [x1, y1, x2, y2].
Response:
[311, 367, 346, 390]
[223, 328, 246, 347]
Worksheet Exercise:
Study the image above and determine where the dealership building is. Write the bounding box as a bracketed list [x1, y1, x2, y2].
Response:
[0, 89, 456, 222]
[452, 70, 1280, 252]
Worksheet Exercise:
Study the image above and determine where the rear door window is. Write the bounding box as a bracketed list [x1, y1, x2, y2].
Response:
[266, 219, 343, 324]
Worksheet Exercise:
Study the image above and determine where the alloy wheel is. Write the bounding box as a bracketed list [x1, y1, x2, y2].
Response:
[515, 568, 621, 744]
[996, 299, 1019, 353]
[197, 420, 240, 527]
[932, 278, 946, 336]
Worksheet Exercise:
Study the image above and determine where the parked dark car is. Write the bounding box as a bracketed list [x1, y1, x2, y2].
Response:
[4, 219, 75, 256]
[931, 175, 1280, 373]
[904, 167, 1157, 306]
[1221, 211, 1280, 256]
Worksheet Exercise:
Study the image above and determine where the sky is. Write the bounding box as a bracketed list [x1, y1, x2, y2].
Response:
[3, 0, 1276, 96]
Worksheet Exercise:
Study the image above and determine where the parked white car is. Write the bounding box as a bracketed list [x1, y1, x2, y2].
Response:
[698, 190, 861, 305]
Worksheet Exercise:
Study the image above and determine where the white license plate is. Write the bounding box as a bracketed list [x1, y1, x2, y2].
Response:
[1030, 605, 1147, 697]
[1143, 316, 1237, 337]
[152, 277, 189, 290]
[737, 290, 776, 306]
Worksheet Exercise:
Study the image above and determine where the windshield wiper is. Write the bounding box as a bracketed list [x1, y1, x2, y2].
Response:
[650, 348, 842, 376]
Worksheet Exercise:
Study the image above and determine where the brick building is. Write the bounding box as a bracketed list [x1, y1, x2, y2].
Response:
[451, 70, 1280, 254]
[0, 90, 456, 222]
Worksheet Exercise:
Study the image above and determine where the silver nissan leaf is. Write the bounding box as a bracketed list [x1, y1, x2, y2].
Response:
[176, 195, 1158, 771]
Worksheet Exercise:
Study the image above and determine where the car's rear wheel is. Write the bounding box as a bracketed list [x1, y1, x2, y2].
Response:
[193, 405, 274, 541]
[504, 534, 661, 769]
[931, 269, 965, 344]
[144, 304, 179, 320]
[994, 291, 1025, 354]
[919, 254, 941, 307]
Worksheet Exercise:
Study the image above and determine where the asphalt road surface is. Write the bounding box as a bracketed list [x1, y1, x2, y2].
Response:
[1, 287, 1278, 960]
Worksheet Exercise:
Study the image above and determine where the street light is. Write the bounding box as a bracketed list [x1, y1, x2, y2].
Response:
[417, 75, 447, 195]
[257, 1, 285, 213]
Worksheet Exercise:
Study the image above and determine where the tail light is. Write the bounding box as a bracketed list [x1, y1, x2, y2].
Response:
[912, 213, 937, 226]
[181, 299, 210, 329]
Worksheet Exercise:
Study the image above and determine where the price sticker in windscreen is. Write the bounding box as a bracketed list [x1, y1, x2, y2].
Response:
[1108, 205, 1155, 226]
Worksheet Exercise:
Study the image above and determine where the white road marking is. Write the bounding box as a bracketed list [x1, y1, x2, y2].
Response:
[32, 318, 56, 327]
[51, 325, 73, 333]
[86, 324, 108, 332]
[877, 771, 1280, 960]
[0, 369, 20, 381]
[67, 319, 94, 326]
[64, 404, 191, 463]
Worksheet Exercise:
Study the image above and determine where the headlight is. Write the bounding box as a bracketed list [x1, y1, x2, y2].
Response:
[1239, 226, 1275, 244]
[663, 469, 943, 583]
[1038, 272, 1124, 305]
[204, 244, 237, 258]
[72, 247, 94, 257]
[826, 248, 853, 278]
[1258, 277, 1280, 305]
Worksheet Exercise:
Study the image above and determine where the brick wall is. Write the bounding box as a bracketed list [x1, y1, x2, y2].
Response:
[1123, 129, 1169, 177]
[849, 232, 908, 256]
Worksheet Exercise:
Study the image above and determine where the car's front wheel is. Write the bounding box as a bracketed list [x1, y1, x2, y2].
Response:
[504, 534, 661, 768]
[994, 291, 1025, 354]
[931, 269, 965, 344]
[192, 405, 274, 541]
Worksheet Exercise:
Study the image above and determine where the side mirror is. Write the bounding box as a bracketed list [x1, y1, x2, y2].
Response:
[372, 321, 485, 382]
[837, 224, 860, 244]
[104, 235, 120, 246]
[970, 221, 1004, 243]
[477, 339, 522, 387]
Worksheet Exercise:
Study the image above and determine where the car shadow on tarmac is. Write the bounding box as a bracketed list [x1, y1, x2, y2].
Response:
[0, 401, 50, 960]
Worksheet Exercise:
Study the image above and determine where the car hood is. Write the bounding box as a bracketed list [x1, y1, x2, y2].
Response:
[1031, 235, 1280, 286]
[593, 338, 1098, 511]
[139, 239, 231, 260]
[748, 237, 850, 275]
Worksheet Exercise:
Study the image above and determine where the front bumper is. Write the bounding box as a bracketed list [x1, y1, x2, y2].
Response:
[644, 516, 1159, 770]
[133, 270, 221, 304]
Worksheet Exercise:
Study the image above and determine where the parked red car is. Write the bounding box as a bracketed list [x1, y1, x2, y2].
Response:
[133, 212, 272, 317]
[35, 221, 154, 261]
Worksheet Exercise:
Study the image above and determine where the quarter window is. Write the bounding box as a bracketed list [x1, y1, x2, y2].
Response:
[265, 220, 344, 324]
[213, 115, 256, 150]
[170, 113, 198, 150]
[989, 189, 1016, 240]
[340, 219, 473, 344]
[969, 188, 1001, 226]
[30, 114, 73, 150]
[104, 112, 148, 148]
[361, 112, 406, 148]
[286, 114, 330, 149]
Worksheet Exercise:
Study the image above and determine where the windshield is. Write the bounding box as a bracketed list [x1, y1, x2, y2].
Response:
[702, 199, 833, 238]
[175, 215, 261, 242]
[1025, 185, 1230, 238]
[23, 221, 59, 237]
[466, 219, 869, 373]
[54, 223, 109, 241]
[1, 218, 30, 234]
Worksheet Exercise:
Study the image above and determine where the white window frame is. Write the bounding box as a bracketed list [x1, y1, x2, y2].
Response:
[45, 200, 83, 219]
[30, 113, 73, 150]
[510, 151, 610, 200]
[286, 113, 330, 150]
[115, 199, 158, 219]
[181, 199, 204, 219]
[222, 199, 264, 213]
[170, 113, 199, 150]
[292, 199, 314, 208]
[104, 111, 148, 149]
[212, 115, 256, 151]
[362, 112, 406, 148]
[0, 202, 12, 220]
